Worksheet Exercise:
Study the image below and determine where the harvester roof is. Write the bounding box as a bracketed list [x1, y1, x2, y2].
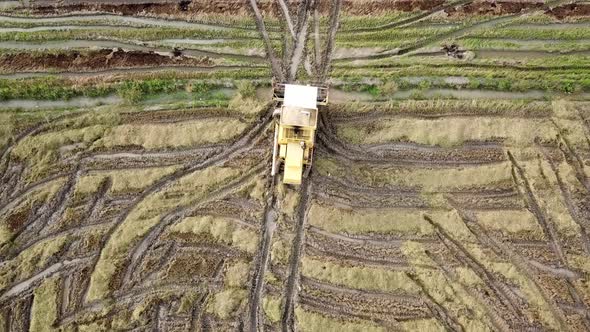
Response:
[283, 84, 318, 109]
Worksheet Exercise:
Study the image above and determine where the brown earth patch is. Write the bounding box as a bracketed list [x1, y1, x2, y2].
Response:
[445, 0, 544, 16]
[119, 108, 234, 124]
[4, 209, 30, 232]
[164, 253, 220, 281]
[17, 0, 449, 17]
[0, 49, 213, 72]
[337, 0, 447, 14]
[7, 0, 590, 19]
[546, 3, 590, 20]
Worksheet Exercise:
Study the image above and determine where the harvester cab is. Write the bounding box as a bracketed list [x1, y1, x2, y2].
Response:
[271, 83, 328, 185]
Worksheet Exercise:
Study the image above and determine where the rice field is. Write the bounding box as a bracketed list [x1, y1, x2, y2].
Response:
[0, 0, 590, 331]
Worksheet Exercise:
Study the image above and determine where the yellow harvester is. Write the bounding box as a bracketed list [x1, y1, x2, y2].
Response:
[271, 83, 328, 185]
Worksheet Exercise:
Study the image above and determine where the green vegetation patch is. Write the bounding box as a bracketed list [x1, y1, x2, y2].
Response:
[263, 295, 282, 324]
[330, 99, 552, 117]
[475, 210, 544, 239]
[301, 256, 419, 294]
[206, 288, 248, 319]
[75, 165, 180, 197]
[295, 307, 385, 332]
[0, 77, 112, 101]
[459, 37, 590, 52]
[308, 203, 434, 236]
[169, 216, 258, 254]
[471, 27, 590, 40]
[30, 276, 60, 332]
[95, 118, 248, 150]
[0, 27, 259, 42]
[338, 12, 419, 30]
[336, 117, 560, 147]
[315, 157, 513, 192]
[336, 26, 457, 48]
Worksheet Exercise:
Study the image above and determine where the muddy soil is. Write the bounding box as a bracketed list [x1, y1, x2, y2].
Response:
[11, 0, 449, 16]
[445, 0, 544, 16]
[8, 0, 590, 19]
[0, 49, 213, 72]
[546, 3, 590, 20]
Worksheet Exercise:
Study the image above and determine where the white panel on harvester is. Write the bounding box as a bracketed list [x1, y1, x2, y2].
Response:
[283, 84, 318, 109]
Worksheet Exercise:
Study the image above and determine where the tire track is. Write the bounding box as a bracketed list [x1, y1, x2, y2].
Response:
[83, 105, 273, 304]
[308, 225, 437, 247]
[61, 281, 219, 326]
[281, 179, 312, 332]
[123, 164, 264, 287]
[406, 273, 464, 332]
[247, 174, 278, 332]
[38, 167, 81, 234]
[0, 171, 76, 257]
[2, 220, 114, 264]
[339, 0, 475, 33]
[449, 201, 572, 331]
[423, 215, 528, 328]
[508, 150, 590, 328]
[335, 0, 574, 61]
[85, 177, 112, 223]
[0, 111, 86, 183]
[248, 0, 284, 81]
[0, 255, 93, 303]
[300, 275, 422, 304]
[304, 245, 411, 270]
[318, 111, 507, 167]
[536, 140, 590, 255]
[285, 0, 312, 81]
[426, 250, 511, 332]
[552, 121, 590, 193]
[317, 0, 342, 82]
[297, 297, 401, 330]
